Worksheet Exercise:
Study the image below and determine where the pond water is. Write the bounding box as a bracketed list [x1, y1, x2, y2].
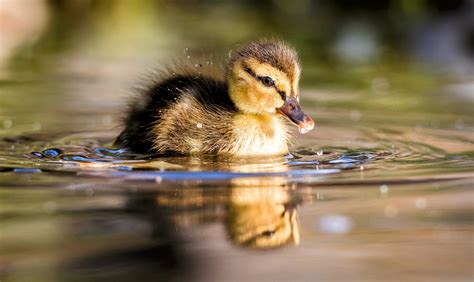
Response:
[1, 2, 474, 282]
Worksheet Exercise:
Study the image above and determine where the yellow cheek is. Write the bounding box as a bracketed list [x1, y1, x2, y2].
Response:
[260, 90, 285, 112]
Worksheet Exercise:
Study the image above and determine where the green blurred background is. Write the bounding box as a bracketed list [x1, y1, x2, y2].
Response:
[0, 0, 473, 135]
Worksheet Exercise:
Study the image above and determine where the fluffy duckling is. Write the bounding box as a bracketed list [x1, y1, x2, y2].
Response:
[116, 40, 314, 156]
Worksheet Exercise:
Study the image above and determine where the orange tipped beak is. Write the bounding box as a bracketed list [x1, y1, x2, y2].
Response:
[277, 96, 314, 134]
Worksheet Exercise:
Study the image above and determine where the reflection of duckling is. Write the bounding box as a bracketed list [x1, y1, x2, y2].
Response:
[152, 185, 300, 249]
[116, 40, 314, 156]
[226, 186, 300, 248]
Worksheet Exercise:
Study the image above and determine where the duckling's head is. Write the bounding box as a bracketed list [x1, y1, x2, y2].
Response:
[227, 40, 314, 133]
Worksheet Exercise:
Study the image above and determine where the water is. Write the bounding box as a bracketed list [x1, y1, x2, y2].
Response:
[1, 2, 474, 281]
[1, 86, 472, 282]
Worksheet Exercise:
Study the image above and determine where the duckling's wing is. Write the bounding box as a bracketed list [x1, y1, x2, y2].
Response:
[116, 74, 235, 154]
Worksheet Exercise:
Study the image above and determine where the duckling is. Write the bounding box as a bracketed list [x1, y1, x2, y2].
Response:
[115, 40, 314, 156]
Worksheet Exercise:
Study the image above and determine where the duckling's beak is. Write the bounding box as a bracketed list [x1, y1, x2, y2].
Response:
[277, 96, 315, 134]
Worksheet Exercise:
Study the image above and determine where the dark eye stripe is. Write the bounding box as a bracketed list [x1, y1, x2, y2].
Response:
[243, 65, 257, 77]
[243, 64, 286, 97]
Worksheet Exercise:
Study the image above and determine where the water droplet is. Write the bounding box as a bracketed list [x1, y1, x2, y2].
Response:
[316, 150, 323, 156]
[187, 55, 191, 59]
[380, 184, 389, 194]
[299, 127, 310, 134]
[196, 123, 203, 128]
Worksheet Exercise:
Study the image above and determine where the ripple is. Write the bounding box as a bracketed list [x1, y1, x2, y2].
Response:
[0, 127, 472, 184]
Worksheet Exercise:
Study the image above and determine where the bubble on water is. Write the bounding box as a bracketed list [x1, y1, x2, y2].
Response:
[196, 123, 203, 128]
[3, 119, 12, 129]
[415, 197, 428, 209]
[318, 214, 354, 234]
[380, 184, 389, 194]
[384, 204, 398, 218]
[316, 150, 324, 156]
[299, 127, 310, 134]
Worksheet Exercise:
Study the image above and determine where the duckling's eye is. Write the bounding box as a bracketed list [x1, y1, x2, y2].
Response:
[261, 76, 274, 87]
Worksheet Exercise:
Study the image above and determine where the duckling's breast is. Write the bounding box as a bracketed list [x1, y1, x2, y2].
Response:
[230, 114, 289, 156]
